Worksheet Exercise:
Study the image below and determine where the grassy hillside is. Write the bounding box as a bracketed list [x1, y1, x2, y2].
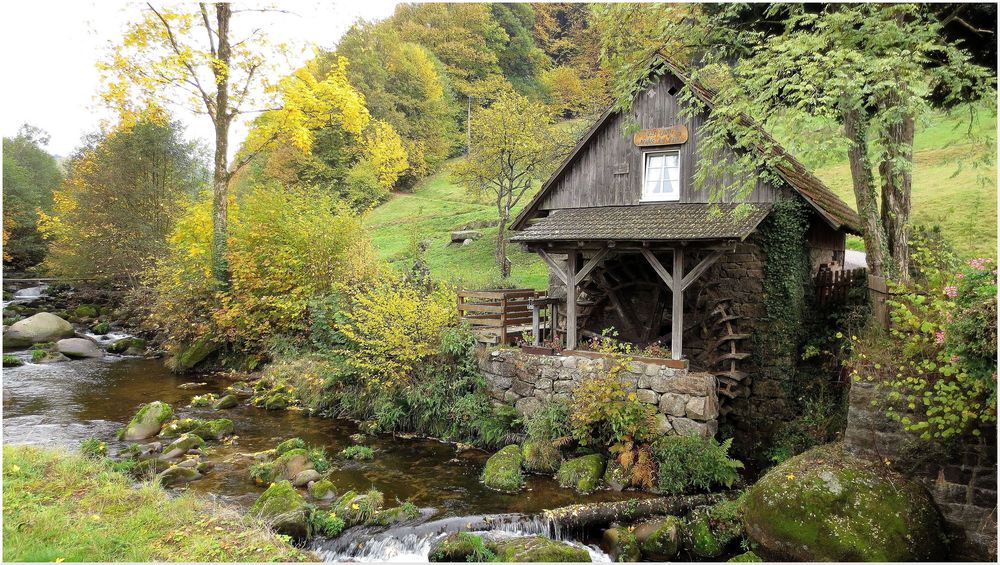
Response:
[367, 107, 995, 289]
[365, 163, 548, 289]
[815, 107, 997, 258]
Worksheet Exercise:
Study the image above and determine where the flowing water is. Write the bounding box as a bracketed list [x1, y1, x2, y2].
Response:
[2, 349, 640, 560]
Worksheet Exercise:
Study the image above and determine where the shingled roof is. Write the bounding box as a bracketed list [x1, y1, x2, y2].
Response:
[511, 57, 862, 235]
[511, 203, 772, 243]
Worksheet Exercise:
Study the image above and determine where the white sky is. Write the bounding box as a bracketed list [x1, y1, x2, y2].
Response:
[0, 0, 399, 158]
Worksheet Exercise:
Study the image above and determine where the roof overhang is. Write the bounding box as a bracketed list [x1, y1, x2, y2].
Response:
[510, 203, 772, 244]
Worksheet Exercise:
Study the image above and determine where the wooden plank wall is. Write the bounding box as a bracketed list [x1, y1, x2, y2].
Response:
[539, 73, 786, 210]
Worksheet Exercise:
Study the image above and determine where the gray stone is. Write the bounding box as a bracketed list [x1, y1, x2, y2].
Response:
[659, 393, 687, 417]
[160, 433, 205, 459]
[653, 414, 672, 435]
[554, 380, 576, 394]
[648, 376, 671, 393]
[685, 397, 709, 420]
[3, 313, 75, 347]
[561, 356, 578, 369]
[645, 363, 660, 377]
[157, 465, 201, 487]
[55, 337, 103, 359]
[664, 375, 709, 395]
[451, 230, 481, 243]
[535, 378, 553, 391]
[669, 417, 715, 438]
[511, 379, 534, 397]
[636, 389, 658, 405]
[121, 401, 174, 440]
[515, 396, 543, 417]
[292, 469, 322, 487]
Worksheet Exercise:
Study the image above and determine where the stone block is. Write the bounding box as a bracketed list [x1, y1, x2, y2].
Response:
[636, 389, 658, 405]
[511, 379, 534, 397]
[644, 363, 660, 377]
[554, 380, 577, 394]
[561, 356, 578, 369]
[659, 393, 687, 417]
[535, 378, 553, 392]
[664, 376, 708, 395]
[503, 390, 520, 403]
[669, 417, 716, 438]
[648, 375, 671, 393]
[653, 413, 672, 435]
[516, 397, 542, 417]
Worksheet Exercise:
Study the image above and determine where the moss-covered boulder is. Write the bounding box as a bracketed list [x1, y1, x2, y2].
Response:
[171, 335, 218, 372]
[332, 489, 384, 526]
[160, 433, 205, 459]
[634, 516, 683, 560]
[602, 460, 629, 491]
[308, 479, 336, 500]
[521, 441, 560, 474]
[292, 469, 322, 487]
[189, 418, 234, 440]
[481, 444, 525, 492]
[602, 526, 640, 562]
[156, 464, 202, 487]
[556, 454, 606, 494]
[683, 498, 744, 559]
[728, 551, 763, 562]
[107, 337, 146, 355]
[3, 355, 24, 367]
[490, 536, 591, 562]
[120, 401, 174, 440]
[3, 312, 75, 347]
[429, 532, 489, 562]
[276, 437, 306, 455]
[744, 443, 947, 561]
[250, 448, 315, 485]
[213, 394, 238, 409]
[72, 304, 99, 319]
[157, 418, 203, 439]
[250, 480, 311, 540]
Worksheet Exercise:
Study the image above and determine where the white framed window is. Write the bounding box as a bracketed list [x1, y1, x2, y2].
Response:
[641, 150, 681, 201]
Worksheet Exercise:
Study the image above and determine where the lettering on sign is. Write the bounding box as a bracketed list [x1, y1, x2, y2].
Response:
[633, 125, 689, 147]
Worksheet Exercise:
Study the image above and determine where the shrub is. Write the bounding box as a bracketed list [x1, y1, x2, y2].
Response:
[30, 350, 45, 363]
[652, 436, 744, 494]
[525, 399, 571, 444]
[335, 277, 456, 390]
[339, 445, 374, 461]
[765, 391, 846, 465]
[308, 509, 346, 538]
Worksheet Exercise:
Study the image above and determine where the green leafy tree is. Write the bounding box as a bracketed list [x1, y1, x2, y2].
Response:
[2, 125, 62, 270]
[38, 118, 207, 283]
[595, 3, 995, 281]
[454, 89, 570, 278]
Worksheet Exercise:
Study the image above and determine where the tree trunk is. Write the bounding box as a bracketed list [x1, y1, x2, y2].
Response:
[843, 106, 889, 277]
[539, 493, 728, 531]
[210, 3, 232, 286]
[496, 212, 510, 279]
[878, 104, 914, 283]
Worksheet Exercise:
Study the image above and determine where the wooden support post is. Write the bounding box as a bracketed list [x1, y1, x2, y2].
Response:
[566, 252, 579, 350]
[671, 247, 684, 360]
[530, 298, 541, 346]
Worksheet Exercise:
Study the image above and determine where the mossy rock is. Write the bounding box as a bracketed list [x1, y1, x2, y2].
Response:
[371, 503, 420, 526]
[171, 335, 218, 372]
[728, 551, 763, 562]
[91, 321, 110, 335]
[481, 444, 525, 492]
[73, 304, 99, 319]
[119, 401, 174, 440]
[603, 460, 629, 492]
[189, 418, 234, 440]
[684, 498, 744, 558]
[263, 392, 292, 410]
[188, 393, 219, 407]
[107, 337, 146, 355]
[253, 448, 314, 485]
[276, 437, 306, 455]
[308, 479, 337, 500]
[160, 433, 205, 459]
[157, 418, 204, 439]
[686, 510, 726, 558]
[602, 526, 641, 562]
[3, 355, 24, 368]
[556, 454, 606, 494]
[521, 440, 561, 474]
[744, 443, 947, 561]
[635, 515, 683, 561]
[250, 480, 311, 540]
[213, 394, 238, 409]
[332, 489, 384, 526]
[429, 532, 489, 562]
[156, 464, 201, 487]
[490, 536, 591, 562]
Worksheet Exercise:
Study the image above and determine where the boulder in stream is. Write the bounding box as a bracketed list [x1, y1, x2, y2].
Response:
[250, 480, 311, 540]
[291, 469, 322, 487]
[160, 433, 205, 459]
[481, 444, 525, 492]
[157, 464, 202, 487]
[490, 536, 592, 562]
[3, 312, 75, 347]
[602, 526, 641, 562]
[56, 337, 103, 359]
[634, 515, 683, 560]
[307, 478, 336, 500]
[556, 454, 606, 494]
[120, 401, 174, 440]
[212, 394, 238, 409]
[744, 443, 947, 561]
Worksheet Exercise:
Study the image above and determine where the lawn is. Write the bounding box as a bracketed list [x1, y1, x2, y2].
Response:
[2, 445, 309, 562]
[365, 106, 995, 290]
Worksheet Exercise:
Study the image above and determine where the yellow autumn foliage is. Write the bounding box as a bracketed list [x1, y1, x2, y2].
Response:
[336, 278, 457, 390]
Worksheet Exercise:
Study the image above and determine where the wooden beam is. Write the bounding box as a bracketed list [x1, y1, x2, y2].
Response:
[566, 252, 579, 350]
[573, 248, 609, 284]
[671, 247, 684, 361]
[538, 249, 569, 285]
[680, 251, 724, 291]
[640, 248, 674, 292]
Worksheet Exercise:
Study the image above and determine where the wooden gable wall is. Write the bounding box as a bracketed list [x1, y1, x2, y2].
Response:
[538, 73, 789, 211]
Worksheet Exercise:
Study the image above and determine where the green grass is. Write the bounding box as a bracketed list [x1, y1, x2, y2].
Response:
[814, 106, 996, 258]
[2, 445, 309, 562]
[365, 160, 548, 289]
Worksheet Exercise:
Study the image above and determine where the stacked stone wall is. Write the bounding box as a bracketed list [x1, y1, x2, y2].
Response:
[478, 348, 719, 438]
[845, 378, 997, 560]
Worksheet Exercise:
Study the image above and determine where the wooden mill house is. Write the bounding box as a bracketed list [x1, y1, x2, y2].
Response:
[463, 59, 863, 410]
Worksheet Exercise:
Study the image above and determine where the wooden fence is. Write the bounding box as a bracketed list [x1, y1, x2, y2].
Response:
[815, 267, 867, 306]
[457, 289, 549, 345]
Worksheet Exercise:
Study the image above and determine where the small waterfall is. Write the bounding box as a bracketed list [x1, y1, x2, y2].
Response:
[313, 512, 609, 562]
[3, 284, 49, 309]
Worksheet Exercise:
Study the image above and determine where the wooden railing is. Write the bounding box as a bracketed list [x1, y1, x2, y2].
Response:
[815, 267, 867, 306]
[457, 289, 549, 345]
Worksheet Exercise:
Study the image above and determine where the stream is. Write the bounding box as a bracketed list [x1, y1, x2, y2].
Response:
[2, 294, 641, 561]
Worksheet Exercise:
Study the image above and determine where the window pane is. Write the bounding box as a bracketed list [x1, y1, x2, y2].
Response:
[647, 166, 661, 181]
[648, 155, 663, 168]
[665, 154, 678, 167]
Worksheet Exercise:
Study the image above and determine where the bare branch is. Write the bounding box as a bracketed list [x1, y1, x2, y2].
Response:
[147, 3, 216, 120]
[198, 3, 217, 58]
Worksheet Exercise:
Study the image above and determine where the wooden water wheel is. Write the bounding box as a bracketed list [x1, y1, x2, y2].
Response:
[698, 288, 752, 413]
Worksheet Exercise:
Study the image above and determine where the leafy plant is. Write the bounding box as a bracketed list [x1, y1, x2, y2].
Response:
[309, 509, 346, 538]
[79, 437, 107, 459]
[339, 445, 374, 461]
[652, 435, 744, 494]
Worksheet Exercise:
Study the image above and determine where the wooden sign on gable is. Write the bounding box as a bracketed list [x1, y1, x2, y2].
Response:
[633, 125, 689, 147]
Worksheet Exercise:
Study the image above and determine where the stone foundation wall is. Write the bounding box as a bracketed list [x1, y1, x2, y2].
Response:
[478, 348, 719, 438]
[845, 378, 998, 560]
